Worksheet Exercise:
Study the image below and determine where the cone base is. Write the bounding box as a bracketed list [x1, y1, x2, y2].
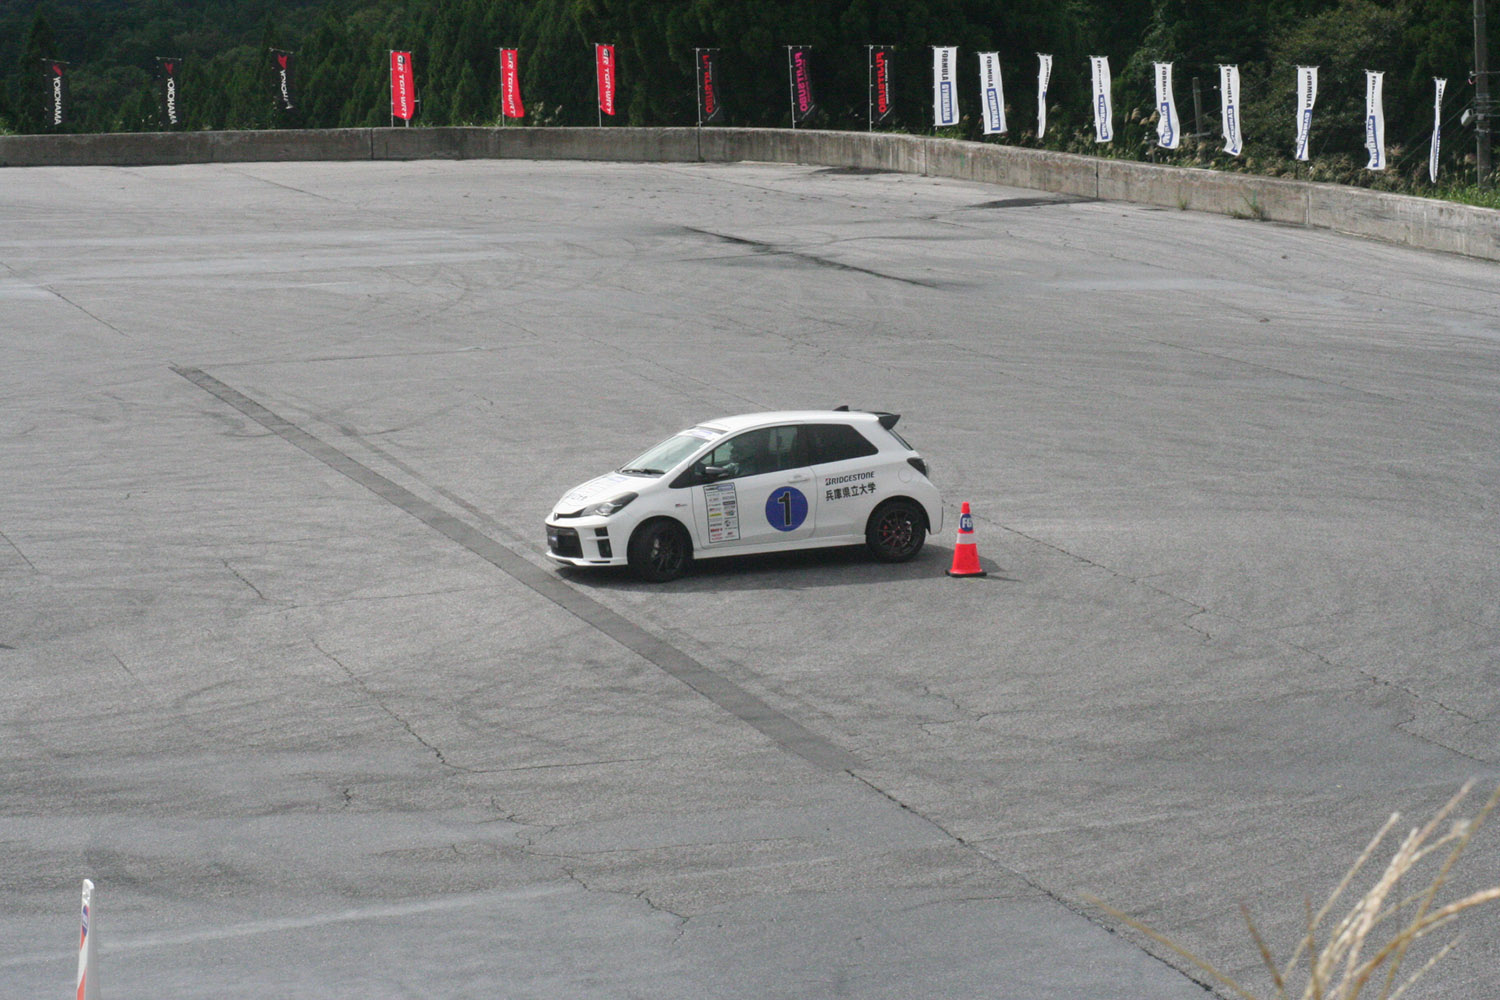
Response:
[946, 568, 987, 578]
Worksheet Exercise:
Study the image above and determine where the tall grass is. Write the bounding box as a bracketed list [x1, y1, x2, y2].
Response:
[1087, 781, 1500, 1000]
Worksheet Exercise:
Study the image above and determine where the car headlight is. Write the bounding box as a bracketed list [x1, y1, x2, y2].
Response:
[584, 492, 637, 517]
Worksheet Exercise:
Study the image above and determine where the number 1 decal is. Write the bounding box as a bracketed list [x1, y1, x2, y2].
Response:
[765, 487, 808, 532]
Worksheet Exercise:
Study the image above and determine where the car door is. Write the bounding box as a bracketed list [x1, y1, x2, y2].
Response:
[806, 421, 885, 541]
[687, 425, 817, 551]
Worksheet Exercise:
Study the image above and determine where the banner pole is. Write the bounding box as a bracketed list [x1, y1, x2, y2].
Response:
[867, 46, 873, 131]
[695, 48, 703, 128]
[787, 47, 796, 129]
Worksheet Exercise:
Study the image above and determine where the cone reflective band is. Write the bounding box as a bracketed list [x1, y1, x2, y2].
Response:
[932, 46, 958, 127]
[596, 44, 616, 116]
[1090, 55, 1112, 142]
[1036, 53, 1052, 137]
[501, 48, 524, 118]
[788, 46, 816, 123]
[1294, 65, 1318, 161]
[1154, 62, 1179, 149]
[44, 59, 68, 127]
[697, 48, 723, 124]
[390, 51, 415, 121]
[947, 502, 987, 577]
[77, 879, 97, 1000]
[1220, 64, 1242, 156]
[869, 46, 894, 127]
[1365, 70, 1386, 170]
[158, 57, 182, 128]
[271, 49, 294, 111]
[1430, 77, 1447, 182]
[978, 52, 1006, 135]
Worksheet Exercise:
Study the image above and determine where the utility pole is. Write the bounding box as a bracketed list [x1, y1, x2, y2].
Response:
[1478, 0, 1493, 183]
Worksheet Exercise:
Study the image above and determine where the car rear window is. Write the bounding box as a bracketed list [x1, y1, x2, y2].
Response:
[805, 423, 880, 464]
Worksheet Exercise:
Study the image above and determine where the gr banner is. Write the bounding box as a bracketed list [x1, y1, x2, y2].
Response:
[1090, 55, 1112, 142]
[270, 49, 294, 112]
[1430, 77, 1447, 182]
[42, 59, 68, 128]
[932, 46, 958, 127]
[1036, 53, 1052, 136]
[596, 43, 617, 117]
[868, 46, 894, 127]
[788, 46, 816, 124]
[696, 48, 723, 124]
[1220, 64, 1242, 156]
[1365, 70, 1386, 170]
[978, 52, 1006, 135]
[500, 48, 524, 119]
[1294, 65, 1318, 161]
[390, 51, 415, 121]
[1153, 61, 1179, 149]
[157, 57, 183, 128]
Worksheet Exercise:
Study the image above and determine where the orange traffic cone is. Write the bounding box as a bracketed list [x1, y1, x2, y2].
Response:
[947, 501, 987, 577]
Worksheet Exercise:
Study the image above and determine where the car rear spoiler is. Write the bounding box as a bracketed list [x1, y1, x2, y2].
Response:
[833, 405, 900, 430]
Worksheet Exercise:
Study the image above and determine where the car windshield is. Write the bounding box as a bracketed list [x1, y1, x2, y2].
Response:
[618, 427, 721, 477]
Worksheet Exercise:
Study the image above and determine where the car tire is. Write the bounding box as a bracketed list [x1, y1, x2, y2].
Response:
[866, 499, 927, 563]
[627, 519, 692, 582]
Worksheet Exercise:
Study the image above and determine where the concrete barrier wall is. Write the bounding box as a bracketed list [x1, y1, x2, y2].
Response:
[3, 126, 1497, 261]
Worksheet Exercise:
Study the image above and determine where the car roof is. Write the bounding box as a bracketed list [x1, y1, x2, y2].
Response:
[697, 410, 889, 434]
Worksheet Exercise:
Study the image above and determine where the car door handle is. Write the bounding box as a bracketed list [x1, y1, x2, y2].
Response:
[787, 474, 810, 483]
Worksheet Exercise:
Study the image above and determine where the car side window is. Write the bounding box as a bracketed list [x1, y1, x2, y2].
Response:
[805, 423, 879, 464]
[699, 426, 805, 481]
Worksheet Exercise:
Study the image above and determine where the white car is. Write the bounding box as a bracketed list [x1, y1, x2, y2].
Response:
[545, 409, 944, 581]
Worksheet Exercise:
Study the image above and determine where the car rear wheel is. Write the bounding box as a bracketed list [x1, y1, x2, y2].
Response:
[866, 499, 927, 562]
[628, 519, 692, 582]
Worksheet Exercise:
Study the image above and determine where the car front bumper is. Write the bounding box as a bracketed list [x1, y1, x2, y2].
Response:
[544, 517, 629, 567]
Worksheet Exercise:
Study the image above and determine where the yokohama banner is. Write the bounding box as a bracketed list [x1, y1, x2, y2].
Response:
[868, 46, 894, 127]
[1220, 64, 1242, 156]
[1294, 65, 1318, 161]
[1365, 70, 1386, 170]
[1430, 77, 1447, 182]
[1036, 53, 1052, 136]
[696, 48, 723, 124]
[390, 51, 415, 121]
[500, 48, 524, 119]
[1090, 55, 1112, 142]
[788, 46, 816, 124]
[270, 49, 295, 112]
[596, 43, 617, 117]
[932, 46, 958, 127]
[157, 57, 183, 128]
[1153, 62, 1179, 149]
[978, 52, 1006, 135]
[42, 59, 68, 128]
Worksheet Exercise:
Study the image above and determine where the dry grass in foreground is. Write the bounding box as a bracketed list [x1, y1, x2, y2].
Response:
[1086, 781, 1500, 1000]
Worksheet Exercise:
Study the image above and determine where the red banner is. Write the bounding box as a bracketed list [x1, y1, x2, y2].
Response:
[390, 50, 415, 121]
[500, 48, 524, 119]
[596, 44, 616, 117]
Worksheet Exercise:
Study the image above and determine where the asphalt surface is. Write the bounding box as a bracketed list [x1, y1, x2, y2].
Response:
[3, 159, 1499, 999]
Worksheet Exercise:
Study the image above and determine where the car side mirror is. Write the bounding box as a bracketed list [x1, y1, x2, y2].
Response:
[702, 464, 733, 481]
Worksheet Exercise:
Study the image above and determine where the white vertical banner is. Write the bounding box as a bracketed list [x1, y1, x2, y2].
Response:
[1430, 77, 1447, 182]
[1153, 61, 1179, 149]
[1365, 69, 1386, 170]
[1090, 55, 1112, 142]
[1294, 65, 1318, 161]
[978, 52, 1007, 134]
[1220, 64, 1242, 156]
[77, 879, 98, 1000]
[933, 46, 958, 127]
[1036, 53, 1053, 137]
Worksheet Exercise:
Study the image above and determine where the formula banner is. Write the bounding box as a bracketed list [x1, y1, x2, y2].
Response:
[1429, 76, 1446, 182]
[43, 59, 68, 128]
[1220, 64, 1242, 156]
[696, 48, 723, 124]
[596, 43, 616, 117]
[270, 49, 294, 112]
[932, 46, 958, 127]
[1365, 69, 1385, 170]
[978, 52, 1006, 134]
[390, 51, 415, 121]
[1090, 55, 1112, 142]
[500, 48, 524, 119]
[868, 46, 894, 127]
[1294, 65, 1318, 161]
[1153, 61, 1179, 149]
[788, 46, 816, 123]
[157, 57, 183, 128]
[1036, 53, 1052, 136]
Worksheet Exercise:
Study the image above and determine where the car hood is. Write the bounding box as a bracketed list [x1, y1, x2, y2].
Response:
[554, 472, 642, 513]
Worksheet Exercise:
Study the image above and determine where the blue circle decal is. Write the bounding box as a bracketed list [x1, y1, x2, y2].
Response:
[766, 487, 809, 532]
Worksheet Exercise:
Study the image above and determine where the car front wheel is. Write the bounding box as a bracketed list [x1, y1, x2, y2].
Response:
[866, 499, 927, 562]
[627, 519, 692, 582]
